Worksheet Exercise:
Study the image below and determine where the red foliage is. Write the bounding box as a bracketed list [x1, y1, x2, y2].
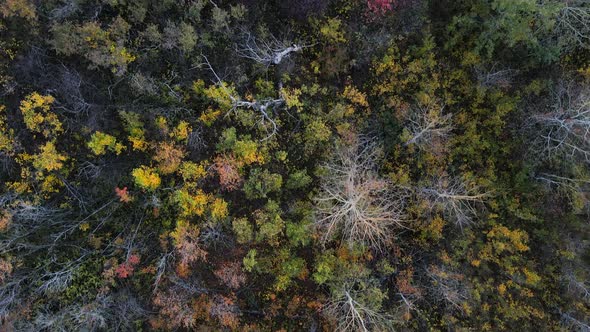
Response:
[115, 254, 141, 278]
[368, 0, 394, 14]
[115, 186, 132, 203]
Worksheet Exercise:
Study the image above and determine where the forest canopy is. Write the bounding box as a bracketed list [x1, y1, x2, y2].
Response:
[1, 0, 590, 330]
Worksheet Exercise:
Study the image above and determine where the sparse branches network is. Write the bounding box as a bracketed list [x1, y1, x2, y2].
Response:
[315, 136, 407, 251]
[323, 281, 393, 332]
[403, 100, 452, 150]
[420, 175, 489, 228]
[236, 32, 306, 66]
[532, 81, 590, 163]
[201, 55, 284, 140]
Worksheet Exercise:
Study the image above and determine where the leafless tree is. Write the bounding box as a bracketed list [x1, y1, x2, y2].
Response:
[323, 282, 394, 332]
[314, 136, 407, 252]
[202, 55, 284, 140]
[560, 310, 590, 332]
[236, 32, 308, 66]
[187, 126, 206, 152]
[420, 175, 489, 229]
[557, 1, 590, 51]
[425, 265, 470, 314]
[403, 100, 452, 150]
[475, 64, 518, 88]
[531, 81, 590, 163]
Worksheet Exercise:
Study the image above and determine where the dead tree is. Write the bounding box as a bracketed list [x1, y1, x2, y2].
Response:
[532, 81, 590, 163]
[475, 64, 517, 88]
[420, 175, 489, 229]
[202, 55, 284, 140]
[314, 136, 407, 251]
[403, 100, 452, 150]
[236, 32, 307, 66]
[425, 265, 470, 314]
[323, 281, 393, 332]
[557, 1, 590, 51]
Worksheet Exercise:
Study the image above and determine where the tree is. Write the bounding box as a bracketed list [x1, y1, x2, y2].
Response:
[131, 166, 161, 191]
[532, 81, 590, 163]
[87, 132, 124, 156]
[19, 92, 62, 138]
[314, 136, 407, 251]
[556, 1, 590, 52]
[236, 32, 307, 66]
[419, 175, 489, 229]
[213, 155, 243, 191]
[401, 99, 452, 151]
[201, 56, 285, 140]
[323, 279, 393, 332]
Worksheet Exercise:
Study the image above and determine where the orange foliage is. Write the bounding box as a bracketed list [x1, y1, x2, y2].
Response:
[154, 142, 185, 174]
[115, 186, 132, 203]
[213, 155, 242, 191]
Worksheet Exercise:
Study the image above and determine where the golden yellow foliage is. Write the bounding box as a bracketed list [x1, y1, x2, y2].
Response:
[132, 166, 161, 191]
[33, 141, 67, 172]
[210, 197, 228, 221]
[19, 92, 62, 138]
[174, 188, 210, 217]
[88, 131, 125, 155]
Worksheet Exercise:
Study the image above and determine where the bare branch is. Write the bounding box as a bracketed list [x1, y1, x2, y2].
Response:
[403, 100, 452, 150]
[314, 136, 408, 251]
[420, 175, 489, 229]
[236, 32, 309, 66]
[323, 282, 394, 332]
[532, 81, 590, 163]
[201, 55, 284, 140]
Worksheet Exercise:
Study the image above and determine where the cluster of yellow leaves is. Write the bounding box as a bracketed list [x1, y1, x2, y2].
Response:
[171, 121, 191, 141]
[210, 197, 228, 221]
[199, 107, 222, 126]
[201, 81, 236, 111]
[319, 18, 346, 43]
[178, 161, 207, 182]
[342, 85, 369, 107]
[174, 187, 229, 221]
[119, 111, 147, 151]
[88, 131, 125, 155]
[33, 141, 67, 172]
[19, 92, 62, 138]
[174, 188, 210, 217]
[132, 166, 161, 191]
[281, 87, 303, 111]
[234, 139, 264, 165]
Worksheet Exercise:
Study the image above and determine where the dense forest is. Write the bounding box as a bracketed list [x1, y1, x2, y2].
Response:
[1, 0, 590, 330]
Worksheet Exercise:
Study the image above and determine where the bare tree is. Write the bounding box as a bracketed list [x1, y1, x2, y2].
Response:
[557, 1, 590, 51]
[236, 32, 308, 66]
[323, 281, 394, 332]
[402, 100, 452, 150]
[475, 64, 518, 88]
[420, 175, 489, 229]
[532, 81, 590, 163]
[314, 136, 407, 251]
[202, 55, 284, 140]
[425, 265, 470, 314]
[560, 310, 590, 332]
